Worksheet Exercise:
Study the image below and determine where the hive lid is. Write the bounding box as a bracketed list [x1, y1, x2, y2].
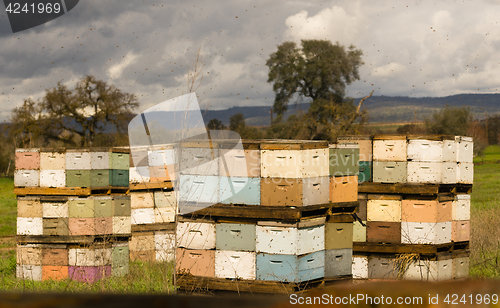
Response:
[259, 139, 328, 150]
[337, 135, 373, 141]
[257, 217, 326, 228]
[373, 135, 407, 140]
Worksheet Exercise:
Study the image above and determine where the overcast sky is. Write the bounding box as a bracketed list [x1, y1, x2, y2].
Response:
[1, 0, 499, 121]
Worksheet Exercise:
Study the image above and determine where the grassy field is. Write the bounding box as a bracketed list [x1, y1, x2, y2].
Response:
[469, 145, 500, 277]
[0, 177, 16, 236]
[474, 145, 500, 163]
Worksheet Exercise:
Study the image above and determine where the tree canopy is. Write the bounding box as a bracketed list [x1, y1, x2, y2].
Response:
[266, 39, 364, 116]
[10, 75, 138, 147]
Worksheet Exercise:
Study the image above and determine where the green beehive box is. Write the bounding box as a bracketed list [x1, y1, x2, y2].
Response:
[94, 197, 113, 217]
[110, 152, 130, 170]
[90, 169, 110, 188]
[113, 196, 131, 216]
[112, 244, 129, 277]
[215, 223, 256, 251]
[358, 161, 372, 183]
[43, 218, 69, 236]
[68, 198, 94, 218]
[329, 145, 359, 176]
[110, 169, 129, 187]
[66, 170, 91, 188]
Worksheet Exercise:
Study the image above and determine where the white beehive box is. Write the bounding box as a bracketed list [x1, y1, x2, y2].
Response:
[112, 216, 131, 234]
[154, 207, 175, 223]
[69, 248, 96, 266]
[367, 199, 402, 222]
[42, 201, 69, 218]
[176, 220, 216, 250]
[129, 167, 150, 183]
[260, 149, 301, 178]
[456, 136, 473, 163]
[407, 140, 443, 162]
[148, 146, 176, 166]
[14, 170, 39, 187]
[215, 250, 256, 280]
[178, 175, 219, 204]
[94, 247, 112, 266]
[155, 231, 175, 251]
[156, 250, 174, 262]
[91, 152, 110, 170]
[256, 219, 325, 255]
[65, 151, 91, 170]
[16, 265, 42, 281]
[17, 217, 43, 235]
[442, 139, 458, 162]
[407, 162, 442, 184]
[179, 147, 218, 176]
[352, 256, 368, 279]
[372, 138, 407, 161]
[39, 170, 66, 188]
[457, 163, 473, 184]
[153, 190, 177, 208]
[401, 222, 451, 245]
[261, 149, 328, 178]
[131, 208, 155, 225]
[155, 231, 175, 262]
[403, 259, 453, 281]
[441, 163, 458, 184]
[453, 194, 470, 221]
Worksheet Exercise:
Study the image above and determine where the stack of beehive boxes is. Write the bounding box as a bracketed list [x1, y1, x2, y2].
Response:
[175, 140, 359, 290]
[337, 135, 473, 281]
[15, 148, 131, 282]
[14, 148, 130, 189]
[129, 144, 177, 263]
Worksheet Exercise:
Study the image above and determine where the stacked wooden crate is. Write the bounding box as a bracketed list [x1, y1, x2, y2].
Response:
[129, 144, 177, 263]
[337, 135, 472, 281]
[176, 140, 359, 294]
[15, 148, 131, 282]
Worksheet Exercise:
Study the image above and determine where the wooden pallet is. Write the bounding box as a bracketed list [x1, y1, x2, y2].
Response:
[129, 182, 173, 191]
[131, 222, 175, 233]
[176, 274, 352, 294]
[179, 201, 358, 221]
[16, 234, 131, 244]
[14, 187, 130, 196]
[353, 241, 470, 254]
[358, 182, 472, 195]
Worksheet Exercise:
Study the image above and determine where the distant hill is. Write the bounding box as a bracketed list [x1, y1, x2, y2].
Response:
[202, 94, 500, 126]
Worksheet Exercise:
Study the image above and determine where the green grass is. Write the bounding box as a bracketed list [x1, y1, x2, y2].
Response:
[474, 145, 500, 163]
[0, 177, 16, 236]
[469, 146, 500, 277]
[0, 255, 176, 294]
[469, 164, 500, 210]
